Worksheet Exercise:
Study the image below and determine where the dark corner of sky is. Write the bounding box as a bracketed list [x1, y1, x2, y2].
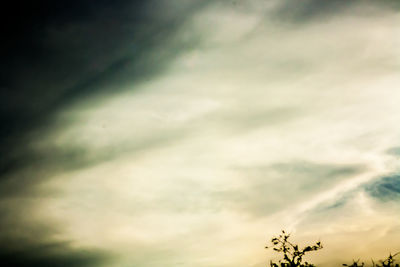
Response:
[0, 1, 213, 265]
[0, 0, 174, 265]
[0, 241, 111, 267]
[0, 0, 203, 180]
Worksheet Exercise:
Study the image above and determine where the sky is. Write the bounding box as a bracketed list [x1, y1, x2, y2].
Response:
[0, 0, 400, 266]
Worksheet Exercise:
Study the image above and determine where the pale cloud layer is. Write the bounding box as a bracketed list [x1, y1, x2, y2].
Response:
[1, 1, 400, 266]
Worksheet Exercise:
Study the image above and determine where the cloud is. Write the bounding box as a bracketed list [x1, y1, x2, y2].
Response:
[1, 0, 400, 266]
[272, 0, 400, 23]
[213, 161, 366, 217]
[0, 243, 109, 267]
[0, 0, 206, 179]
[387, 147, 400, 157]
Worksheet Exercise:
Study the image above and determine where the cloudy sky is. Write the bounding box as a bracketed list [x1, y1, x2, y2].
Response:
[1, 0, 400, 266]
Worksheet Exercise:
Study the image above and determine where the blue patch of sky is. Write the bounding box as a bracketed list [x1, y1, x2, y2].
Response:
[365, 175, 400, 202]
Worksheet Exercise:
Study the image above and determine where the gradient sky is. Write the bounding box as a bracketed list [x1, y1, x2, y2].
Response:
[1, 1, 400, 266]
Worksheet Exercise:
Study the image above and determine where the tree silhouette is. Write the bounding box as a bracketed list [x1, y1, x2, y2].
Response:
[374, 253, 400, 267]
[342, 253, 400, 267]
[343, 259, 365, 267]
[265, 230, 323, 267]
[266, 230, 400, 267]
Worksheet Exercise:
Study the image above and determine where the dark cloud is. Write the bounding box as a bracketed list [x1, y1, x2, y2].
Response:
[273, 0, 352, 22]
[0, 201, 111, 267]
[365, 175, 400, 202]
[0, 127, 187, 197]
[0, 0, 206, 180]
[0, 1, 207, 263]
[0, 243, 109, 267]
[272, 0, 400, 23]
